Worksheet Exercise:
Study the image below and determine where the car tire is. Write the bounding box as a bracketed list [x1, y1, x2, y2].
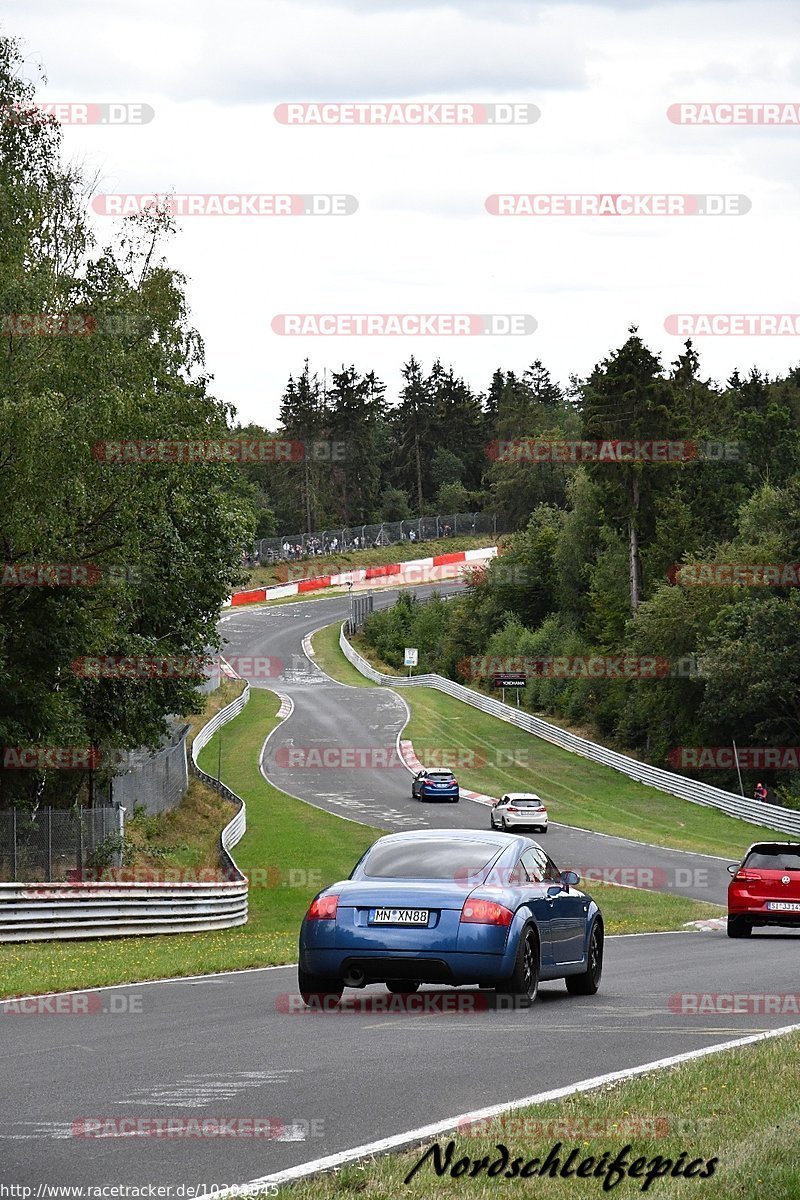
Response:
[298, 967, 343, 1009]
[538, 826, 547, 834]
[386, 980, 420, 994]
[494, 924, 539, 1007]
[502, 817, 509, 831]
[565, 920, 603, 995]
[727, 915, 753, 939]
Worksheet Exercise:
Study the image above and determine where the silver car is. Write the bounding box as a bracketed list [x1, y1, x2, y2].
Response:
[490, 793, 549, 833]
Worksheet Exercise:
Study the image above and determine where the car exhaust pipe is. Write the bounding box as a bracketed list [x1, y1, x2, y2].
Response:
[343, 966, 366, 988]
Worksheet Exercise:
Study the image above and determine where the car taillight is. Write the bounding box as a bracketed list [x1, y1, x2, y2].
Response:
[461, 899, 513, 926]
[734, 871, 762, 883]
[307, 894, 339, 920]
[506, 806, 519, 813]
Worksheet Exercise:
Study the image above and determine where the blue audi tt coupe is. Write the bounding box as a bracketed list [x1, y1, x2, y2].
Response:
[298, 828, 603, 1007]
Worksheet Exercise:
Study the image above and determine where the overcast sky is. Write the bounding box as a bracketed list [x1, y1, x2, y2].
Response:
[3, 0, 800, 425]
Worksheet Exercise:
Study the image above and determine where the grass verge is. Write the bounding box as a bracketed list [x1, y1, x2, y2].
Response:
[281, 1029, 800, 1200]
[582, 883, 720, 933]
[309, 622, 376, 688]
[402, 688, 779, 859]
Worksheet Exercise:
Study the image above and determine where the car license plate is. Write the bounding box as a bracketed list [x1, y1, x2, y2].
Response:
[370, 908, 429, 925]
[766, 901, 800, 911]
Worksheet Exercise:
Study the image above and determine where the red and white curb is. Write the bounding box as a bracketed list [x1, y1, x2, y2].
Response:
[275, 693, 294, 721]
[397, 738, 495, 807]
[225, 546, 498, 608]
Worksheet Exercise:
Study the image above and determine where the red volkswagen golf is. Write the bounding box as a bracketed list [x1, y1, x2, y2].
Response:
[727, 842, 800, 937]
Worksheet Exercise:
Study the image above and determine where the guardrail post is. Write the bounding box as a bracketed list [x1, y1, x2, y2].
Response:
[45, 807, 52, 883]
[11, 808, 16, 883]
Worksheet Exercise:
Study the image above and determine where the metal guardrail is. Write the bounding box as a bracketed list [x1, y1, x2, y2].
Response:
[339, 625, 800, 837]
[0, 675, 252, 943]
[190, 682, 251, 879]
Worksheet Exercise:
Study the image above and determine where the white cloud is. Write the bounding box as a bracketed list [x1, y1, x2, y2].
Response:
[1, 0, 799, 424]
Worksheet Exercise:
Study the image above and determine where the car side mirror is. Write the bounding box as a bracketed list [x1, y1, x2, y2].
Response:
[560, 870, 580, 888]
[727, 863, 739, 876]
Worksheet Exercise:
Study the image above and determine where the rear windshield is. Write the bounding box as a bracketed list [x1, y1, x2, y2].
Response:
[510, 800, 542, 807]
[360, 840, 499, 879]
[426, 771, 455, 779]
[744, 846, 800, 871]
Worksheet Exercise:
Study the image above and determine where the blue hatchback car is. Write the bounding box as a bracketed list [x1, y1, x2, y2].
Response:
[411, 767, 459, 802]
[298, 829, 603, 1007]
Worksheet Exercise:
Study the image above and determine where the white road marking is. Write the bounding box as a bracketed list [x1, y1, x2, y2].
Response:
[116, 1071, 302, 1109]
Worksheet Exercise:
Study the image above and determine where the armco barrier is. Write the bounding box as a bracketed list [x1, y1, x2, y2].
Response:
[339, 626, 800, 837]
[0, 670, 251, 943]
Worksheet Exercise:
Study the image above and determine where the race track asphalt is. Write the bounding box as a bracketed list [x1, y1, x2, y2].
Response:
[2, 934, 798, 1187]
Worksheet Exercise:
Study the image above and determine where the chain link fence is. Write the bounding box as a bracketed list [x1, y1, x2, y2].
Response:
[0, 806, 122, 882]
[110, 721, 190, 816]
[258, 512, 498, 562]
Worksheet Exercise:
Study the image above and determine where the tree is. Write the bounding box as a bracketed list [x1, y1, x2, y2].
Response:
[327, 366, 387, 524]
[392, 357, 432, 515]
[579, 328, 677, 613]
[0, 36, 253, 810]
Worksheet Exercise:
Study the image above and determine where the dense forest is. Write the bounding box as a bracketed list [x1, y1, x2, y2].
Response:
[239, 331, 800, 801]
[350, 337, 800, 800]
